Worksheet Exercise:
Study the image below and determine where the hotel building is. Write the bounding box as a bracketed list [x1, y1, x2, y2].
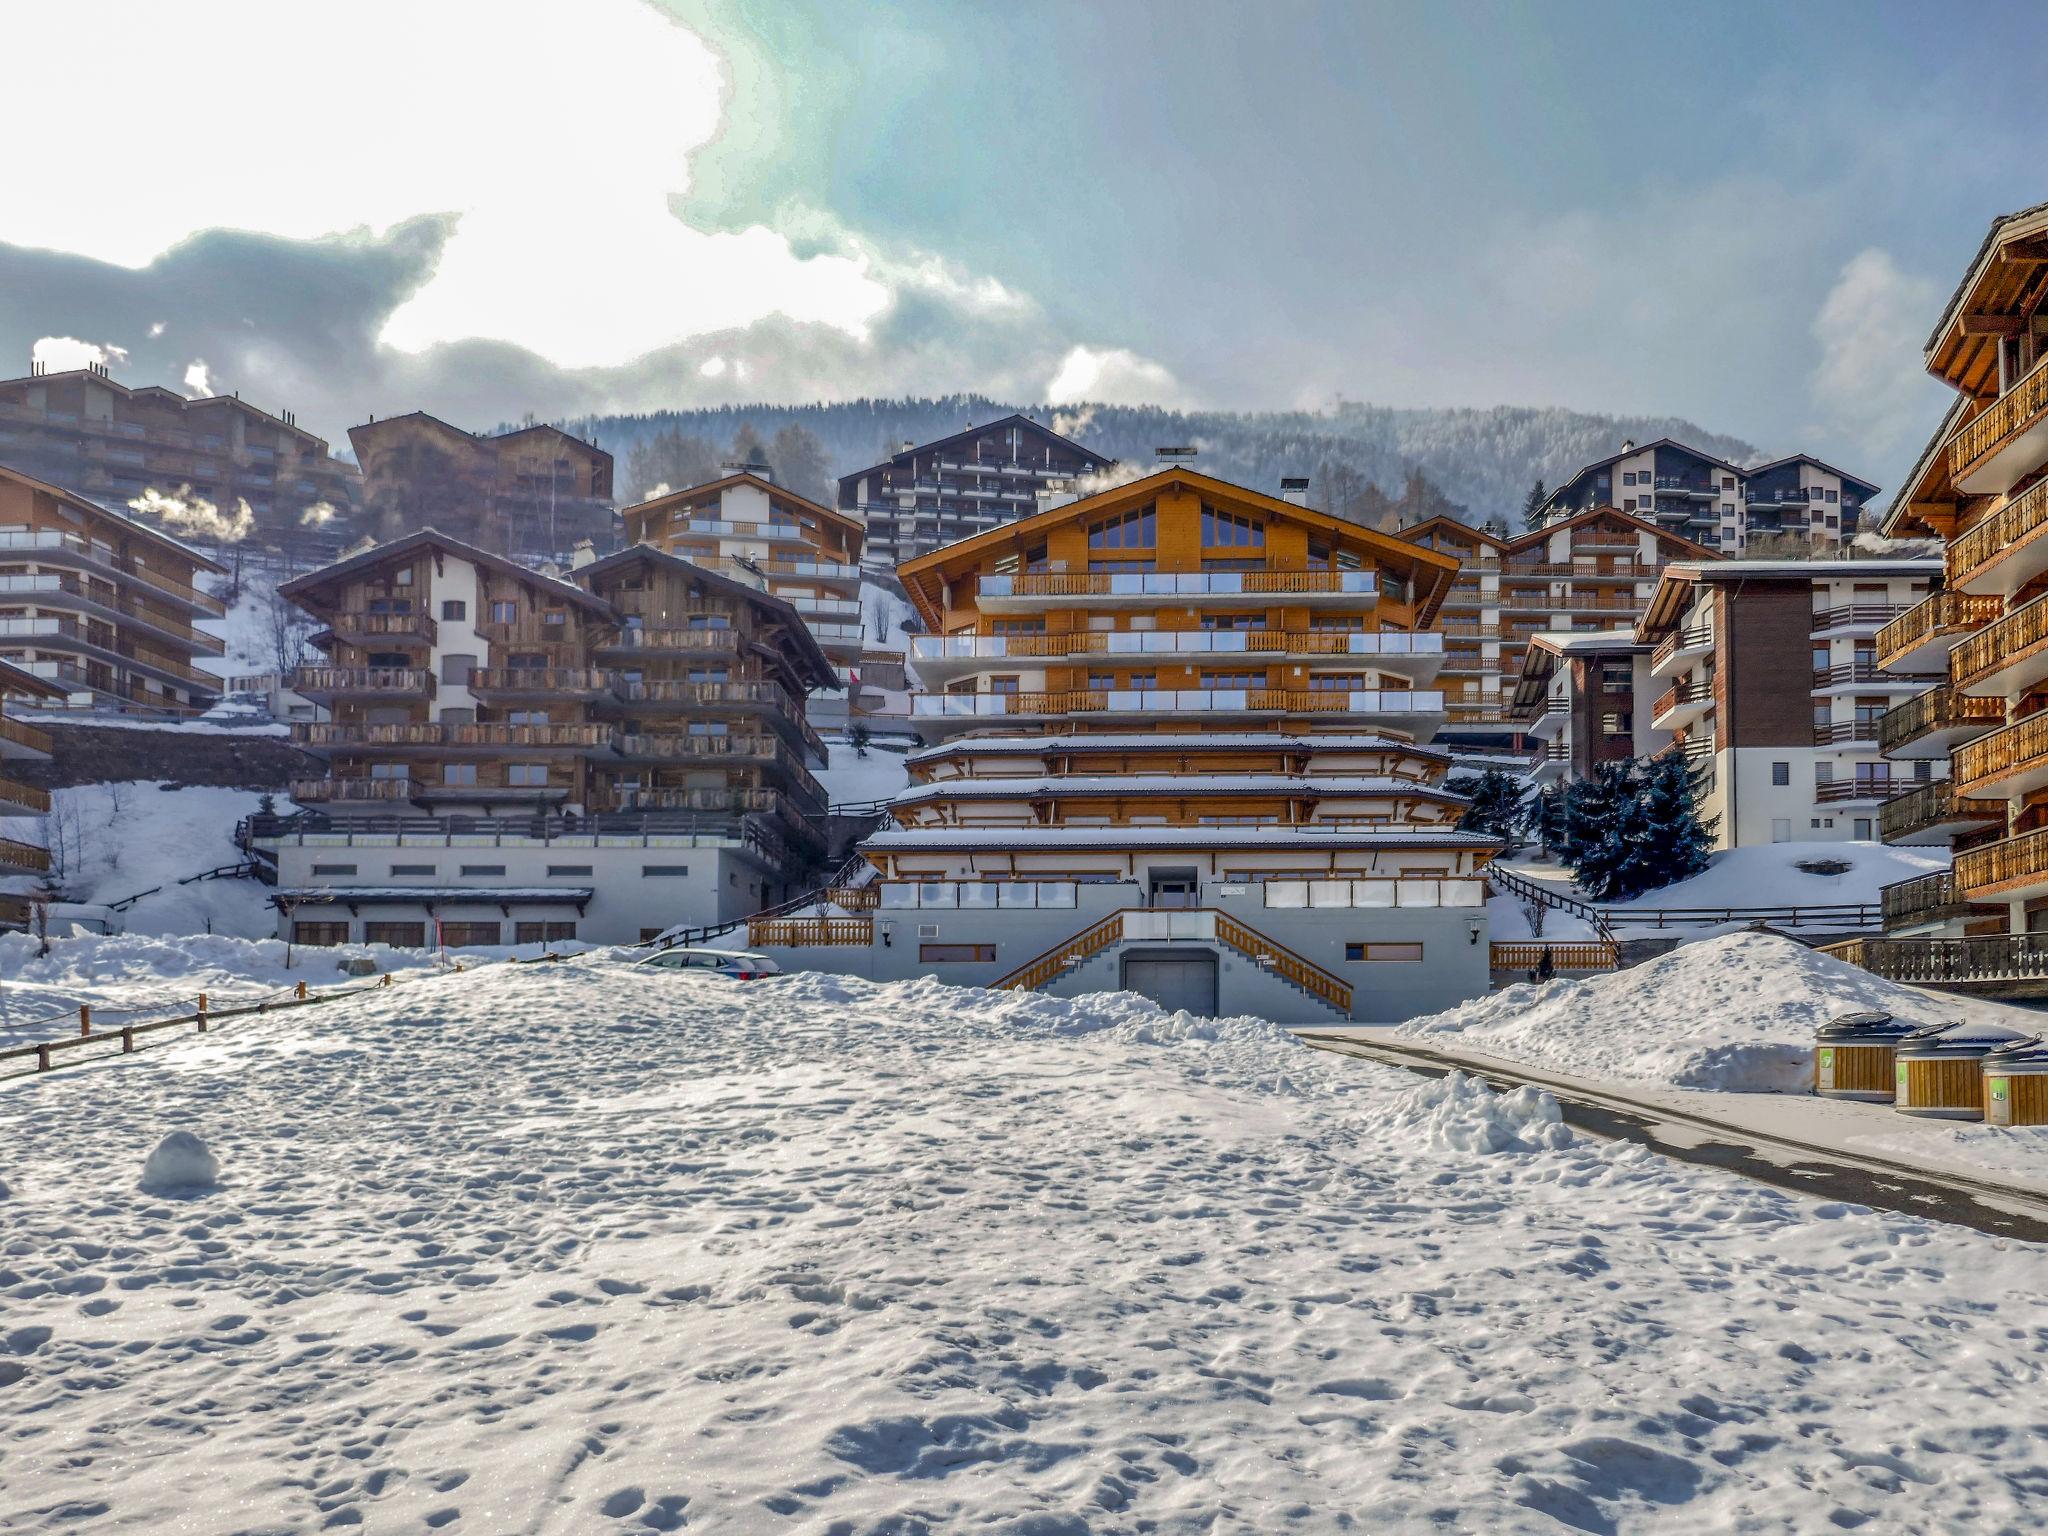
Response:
[258, 530, 837, 947]
[0, 463, 228, 714]
[1537, 439, 1880, 551]
[745, 467, 1501, 1023]
[1512, 629, 1671, 786]
[620, 469, 869, 683]
[839, 413, 1113, 568]
[1633, 559, 1940, 848]
[1400, 507, 1718, 751]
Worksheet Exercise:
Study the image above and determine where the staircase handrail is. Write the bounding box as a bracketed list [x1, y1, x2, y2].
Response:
[1212, 910, 1353, 1015]
[992, 910, 1129, 992]
[1487, 863, 1617, 945]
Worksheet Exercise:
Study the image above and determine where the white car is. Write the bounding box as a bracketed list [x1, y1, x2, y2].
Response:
[636, 946, 782, 980]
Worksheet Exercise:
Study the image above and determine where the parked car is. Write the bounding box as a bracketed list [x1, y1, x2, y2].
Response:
[635, 946, 782, 980]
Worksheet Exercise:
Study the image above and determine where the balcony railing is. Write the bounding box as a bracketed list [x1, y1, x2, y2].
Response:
[1948, 475, 2048, 587]
[292, 777, 415, 803]
[593, 627, 740, 654]
[1878, 779, 2003, 843]
[907, 631, 1443, 662]
[910, 687, 1444, 720]
[1950, 588, 2048, 692]
[978, 569, 1378, 600]
[1814, 662, 1931, 689]
[465, 667, 609, 694]
[292, 722, 612, 750]
[0, 837, 51, 874]
[1948, 353, 2048, 486]
[1652, 680, 1713, 719]
[1651, 624, 1713, 672]
[1822, 932, 2048, 986]
[1882, 871, 1967, 930]
[1877, 684, 2004, 755]
[289, 666, 432, 696]
[613, 731, 778, 761]
[0, 777, 50, 813]
[1954, 824, 2048, 899]
[1811, 604, 1913, 634]
[1875, 590, 2001, 671]
[1813, 720, 1882, 747]
[327, 611, 438, 644]
[1953, 709, 2048, 794]
[610, 679, 801, 715]
[0, 716, 54, 756]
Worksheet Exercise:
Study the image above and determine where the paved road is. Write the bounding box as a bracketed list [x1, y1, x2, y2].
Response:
[1298, 1031, 2048, 1245]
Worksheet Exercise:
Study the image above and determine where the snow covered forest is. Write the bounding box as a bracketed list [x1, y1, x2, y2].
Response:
[565, 397, 1764, 524]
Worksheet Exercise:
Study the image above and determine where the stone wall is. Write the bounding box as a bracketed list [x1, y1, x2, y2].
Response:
[11, 724, 321, 792]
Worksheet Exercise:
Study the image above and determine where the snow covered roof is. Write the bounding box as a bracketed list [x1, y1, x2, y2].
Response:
[862, 828, 1498, 852]
[907, 732, 1450, 764]
[1659, 558, 1940, 580]
[1527, 628, 1644, 656]
[893, 775, 1465, 803]
[271, 886, 595, 907]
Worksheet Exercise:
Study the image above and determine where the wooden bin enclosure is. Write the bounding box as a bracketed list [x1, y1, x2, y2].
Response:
[1893, 1022, 2032, 1120]
[1813, 1011, 1916, 1102]
[1981, 1039, 2048, 1126]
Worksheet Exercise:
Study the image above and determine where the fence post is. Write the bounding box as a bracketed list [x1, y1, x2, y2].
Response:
[295, 980, 307, 1000]
[196, 992, 208, 1032]
[35, 1043, 50, 1072]
[121, 1026, 134, 1053]
[79, 1004, 90, 1037]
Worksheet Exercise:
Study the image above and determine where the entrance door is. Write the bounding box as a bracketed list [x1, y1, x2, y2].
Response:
[1121, 950, 1218, 1017]
[1147, 867, 1199, 908]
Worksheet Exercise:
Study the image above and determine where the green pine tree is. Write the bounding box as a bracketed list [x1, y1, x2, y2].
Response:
[1450, 767, 1522, 843]
[1522, 478, 1549, 531]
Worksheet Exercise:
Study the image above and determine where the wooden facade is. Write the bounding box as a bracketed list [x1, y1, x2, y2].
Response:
[0, 463, 228, 714]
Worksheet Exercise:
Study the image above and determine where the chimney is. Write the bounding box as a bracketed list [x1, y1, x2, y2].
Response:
[1155, 445, 1197, 467]
[900, 440, 914, 454]
[1279, 476, 1310, 507]
[722, 459, 773, 483]
[1621, 439, 1635, 453]
[570, 538, 597, 570]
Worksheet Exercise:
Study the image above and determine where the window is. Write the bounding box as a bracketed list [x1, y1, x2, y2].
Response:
[1771, 761, 1789, 786]
[1204, 670, 1261, 689]
[364, 922, 427, 948]
[460, 863, 507, 877]
[921, 943, 996, 962]
[441, 600, 467, 621]
[542, 610, 567, 627]
[1599, 664, 1632, 691]
[546, 864, 594, 877]
[517, 921, 578, 943]
[391, 863, 435, 876]
[1826, 489, 1839, 504]
[1200, 506, 1264, 547]
[1346, 942, 1425, 962]
[393, 567, 414, 586]
[311, 863, 357, 876]
[443, 763, 478, 786]
[643, 864, 690, 877]
[688, 667, 729, 683]
[489, 600, 517, 624]
[1601, 712, 1631, 736]
[507, 764, 548, 787]
[1087, 506, 1155, 551]
[439, 922, 500, 948]
[686, 613, 730, 630]
[293, 922, 349, 947]
[507, 652, 549, 671]
[370, 762, 408, 780]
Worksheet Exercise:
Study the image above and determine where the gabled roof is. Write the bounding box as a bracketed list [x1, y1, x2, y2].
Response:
[278, 528, 612, 614]
[1634, 558, 1940, 637]
[0, 657, 72, 700]
[574, 543, 838, 688]
[0, 368, 335, 450]
[1924, 201, 2048, 391]
[0, 462, 227, 574]
[1548, 438, 1749, 496]
[1507, 503, 1724, 560]
[348, 412, 611, 467]
[1880, 395, 1973, 538]
[896, 466, 1464, 630]
[1744, 454, 1881, 499]
[836, 411, 1112, 490]
[623, 472, 861, 538]
[1400, 515, 1510, 551]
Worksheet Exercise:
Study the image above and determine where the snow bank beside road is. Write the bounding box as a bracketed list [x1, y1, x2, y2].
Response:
[3, 959, 2047, 1531]
[1398, 930, 2032, 1093]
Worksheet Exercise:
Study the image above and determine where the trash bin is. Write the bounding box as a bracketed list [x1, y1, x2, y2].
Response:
[1893, 1021, 2031, 1120]
[1813, 1011, 1917, 1102]
[1981, 1038, 2048, 1126]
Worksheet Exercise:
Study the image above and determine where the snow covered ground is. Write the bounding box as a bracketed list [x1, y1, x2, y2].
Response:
[858, 579, 917, 653]
[4, 960, 2048, 1531]
[817, 739, 915, 804]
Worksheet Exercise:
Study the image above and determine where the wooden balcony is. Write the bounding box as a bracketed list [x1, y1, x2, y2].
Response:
[1879, 779, 2004, 846]
[976, 568, 1378, 610]
[1651, 624, 1713, 677]
[748, 916, 874, 947]
[910, 687, 1445, 725]
[1950, 588, 2048, 697]
[1949, 354, 2048, 496]
[0, 777, 50, 815]
[1882, 871, 1970, 932]
[1875, 590, 2001, 673]
[1650, 680, 1713, 728]
[1953, 709, 2048, 800]
[1814, 779, 1898, 805]
[326, 611, 438, 647]
[289, 666, 433, 702]
[1820, 932, 2048, 992]
[0, 836, 50, 876]
[0, 715, 54, 759]
[291, 776, 416, 804]
[1814, 720, 1881, 748]
[602, 786, 781, 814]
[291, 722, 611, 753]
[591, 627, 741, 657]
[1876, 684, 2004, 759]
[1811, 604, 1913, 636]
[1814, 661, 1931, 692]
[465, 667, 609, 701]
[1947, 475, 2048, 597]
[1955, 825, 2048, 904]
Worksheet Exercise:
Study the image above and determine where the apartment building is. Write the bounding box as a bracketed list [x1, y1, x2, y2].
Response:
[0, 661, 68, 919]
[1512, 630, 1672, 785]
[0, 363, 361, 554]
[839, 413, 1113, 568]
[1846, 201, 2048, 974]
[620, 469, 868, 681]
[1633, 559, 1940, 848]
[1400, 508, 1718, 749]
[1538, 439, 1880, 551]
[0, 463, 227, 714]
[261, 530, 836, 947]
[348, 413, 613, 561]
[746, 467, 1501, 1023]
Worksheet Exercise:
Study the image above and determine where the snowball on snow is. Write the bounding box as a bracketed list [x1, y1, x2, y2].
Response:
[140, 1130, 219, 1192]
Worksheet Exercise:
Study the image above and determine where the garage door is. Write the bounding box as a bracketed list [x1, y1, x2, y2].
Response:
[1121, 950, 1218, 1017]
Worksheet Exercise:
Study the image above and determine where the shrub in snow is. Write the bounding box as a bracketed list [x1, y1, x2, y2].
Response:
[140, 1131, 219, 1192]
[1390, 1071, 1571, 1155]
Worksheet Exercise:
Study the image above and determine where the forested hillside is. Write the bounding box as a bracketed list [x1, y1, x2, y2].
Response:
[555, 397, 1762, 528]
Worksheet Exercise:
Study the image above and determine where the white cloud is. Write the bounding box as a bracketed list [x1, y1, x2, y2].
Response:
[1809, 248, 1948, 463]
[1046, 345, 1190, 407]
[32, 336, 128, 372]
[183, 360, 212, 398]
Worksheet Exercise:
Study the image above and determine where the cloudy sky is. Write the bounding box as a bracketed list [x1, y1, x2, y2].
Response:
[5, 0, 2043, 490]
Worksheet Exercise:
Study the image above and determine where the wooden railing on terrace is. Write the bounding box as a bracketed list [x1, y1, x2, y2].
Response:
[327, 611, 438, 644]
[1878, 779, 2002, 843]
[1876, 590, 2001, 670]
[0, 716, 54, 755]
[1811, 604, 1915, 634]
[1212, 911, 1353, 1013]
[0, 778, 51, 814]
[1882, 871, 1964, 928]
[988, 569, 1376, 598]
[1951, 588, 2048, 691]
[1814, 720, 1880, 747]
[291, 777, 415, 803]
[1821, 932, 2048, 988]
[1948, 475, 2048, 586]
[992, 910, 1129, 992]
[593, 627, 741, 653]
[0, 838, 51, 873]
[466, 667, 608, 693]
[1954, 825, 2048, 898]
[1948, 353, 2048, 482]
[1953, 709, 2048, 794]
[746, 916, 874, 947]
[289, 666, 433, 695]
[1652, 680, 1713, 719]
[1876, 684, 2003, 755]
[1488, 941, 1619, 973]
[1651, 625, 1713, 672]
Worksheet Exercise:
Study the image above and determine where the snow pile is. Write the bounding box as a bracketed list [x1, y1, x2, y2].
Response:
[4, 959, 2048, 1528]
[1605, 841, 1947, 924]
[1387, 1070, 1572, 1153]
[138, 1130, 218, 1192]
[1398, 930, 2025, 1092]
